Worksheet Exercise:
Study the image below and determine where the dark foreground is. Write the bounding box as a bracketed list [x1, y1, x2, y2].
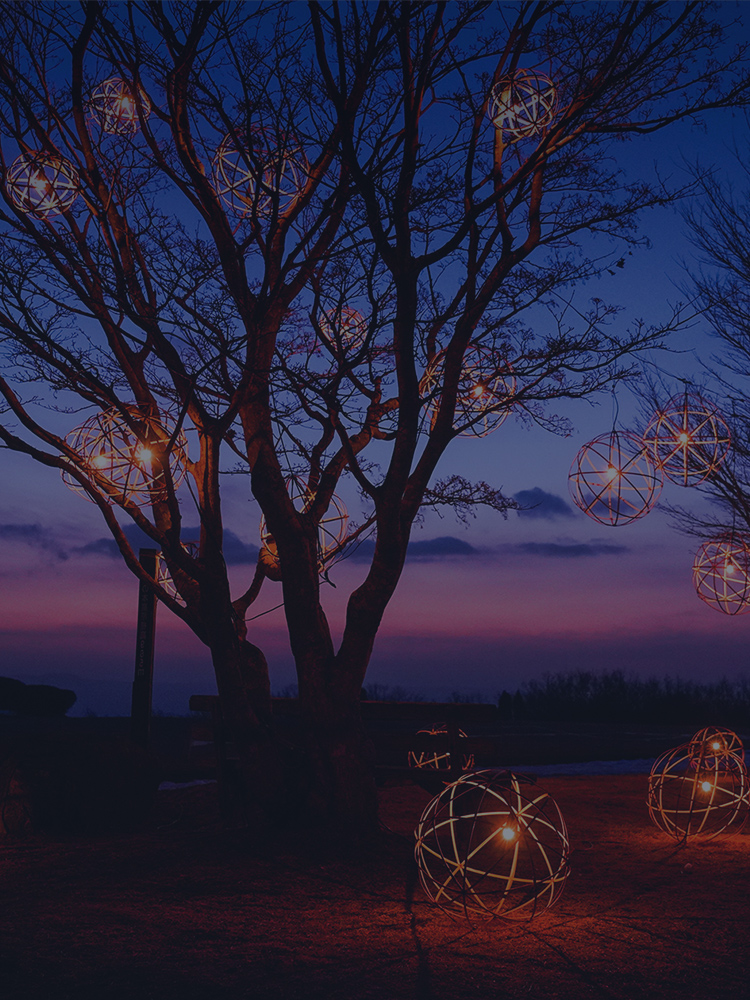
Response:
[3, 760, 750, 999]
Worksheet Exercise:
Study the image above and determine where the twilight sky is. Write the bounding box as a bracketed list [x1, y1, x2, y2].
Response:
[2, 9, 750, 716]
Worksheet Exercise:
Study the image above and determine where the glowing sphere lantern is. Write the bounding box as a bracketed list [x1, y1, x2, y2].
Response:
[569, 430, 662, 526]
[6, 151, 81, 219]
[407, 725, 475, 773]
[414, 769, 571, 922]
[689, 726, 744, 762]
[643, 393, 731, 486]
[488, 70, 557, 141]
[318, 306, 368, 353]
[648, 736, 748, 841]
[212, 129, 307, 218]
[420, 344, 516, 437]
[88, 76, 151, 135]
[62, 405, 188, 506]
[693, 533, 750, 616]
[259, 480, 348, 577]
[157, 541, 200, 604]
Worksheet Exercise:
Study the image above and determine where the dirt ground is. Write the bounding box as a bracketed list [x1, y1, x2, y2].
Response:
[3, 767, 750, 1000]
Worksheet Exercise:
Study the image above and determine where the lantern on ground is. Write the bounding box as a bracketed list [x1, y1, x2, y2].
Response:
[569, 429, 662, 525]
[643, 393, 731, 486]
[6, 151, 81, 219]
[62, 405, 188, 506]
[88, 76, 151, 135]
[689, 726, 744, 763]
[407, 725, 475, 773]
[318, 306, 368, 353]
[693, 533, 750, 616]
[259, 479, 348, 577]
[212, 129, 307, 218]
[420, 344, 515, 437]
[414, 769, 570, 921]
[648, 738, 748, 841]
[488, 70, 557, 141]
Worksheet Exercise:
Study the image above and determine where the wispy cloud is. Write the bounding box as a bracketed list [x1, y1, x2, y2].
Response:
[76, 524, 258, 564]
[514, 487, 574, 520]
[0, 523, 68, 561]
[348, 535, 479, 562]
[516, 541, 629, 559]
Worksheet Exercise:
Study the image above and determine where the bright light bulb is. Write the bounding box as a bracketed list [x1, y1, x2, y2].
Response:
[91, 453, 108, 469]
[724, 561, 737, 578]
[701, 780, 712, 793]
[604, 465, 618, 482]
[500, 825, 516, 842]
[135, 446, 153, 465]
[678, 432, 690, 445]
[712, 741, 721, 750]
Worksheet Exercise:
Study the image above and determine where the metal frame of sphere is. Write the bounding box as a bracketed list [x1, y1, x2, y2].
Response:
[407, 725, 475, 773]
[88, 76, 151, 135]
[488, 69, 557, 141]
[318, 306, 368, 353]
[647, 740, 749, 841]
[62, 405, 188, 507]
[6, 150, 81, 219]
[693, 533, 750, 616]
[420, 344, 516, 438]
[643, 393, 731, 486]
[689, 726, 744, 762]
[212, 129, 307, 218]
[157, 541, 200, 605]
[569, 429, 662, 526]
[259, 480, 349, 575]
[414, 769, 571, 922]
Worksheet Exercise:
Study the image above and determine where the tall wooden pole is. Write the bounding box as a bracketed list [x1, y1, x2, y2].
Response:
[131, 548, 158, 745]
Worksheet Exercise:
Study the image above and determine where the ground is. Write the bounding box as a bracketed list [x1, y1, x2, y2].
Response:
[2, 719, 750, 999]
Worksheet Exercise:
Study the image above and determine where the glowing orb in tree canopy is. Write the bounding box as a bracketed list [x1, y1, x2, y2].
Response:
[648, 741, 749, 841]
[212, 128, 308, 218]
[407, 725, 475, 773]
[62, 405, 188, 507]
[488, 70, 557, 140]
[157, 541, 200, 605]
[688, 726, 744, 764]
[692, 533, 750, 616]
[643, 393, 731, 486]
[318, 306, 368, 352]
[6, 151, 81, 219]
[88, 76, 151, 135]
[420, 344, 516, 438]
[569, 430, 662, 526]
[259, 479, 348, 577]
[414, 769, 570, 922]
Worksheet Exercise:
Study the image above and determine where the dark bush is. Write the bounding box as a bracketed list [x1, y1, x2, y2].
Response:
[17, 684, 76, 717]
[0, 676, 29, 711]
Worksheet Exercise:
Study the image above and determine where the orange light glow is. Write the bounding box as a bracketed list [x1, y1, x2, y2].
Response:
[701, 781, 713, 793]
[500, 825, 517, 842]
[604, 465, 618, 482]
[91, 453, 108, 469]
[135, 446, 153, 465]
[678, 432, 690, 445]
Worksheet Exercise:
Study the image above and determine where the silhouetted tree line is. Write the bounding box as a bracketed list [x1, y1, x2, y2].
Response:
[499, 671, 750, 726]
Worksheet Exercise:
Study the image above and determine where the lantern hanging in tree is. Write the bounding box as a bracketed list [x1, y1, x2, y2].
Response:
[212, 128, 307, 218]
[259, 479, 349, 578]
[88, 76, 151, 135]
[407, 725, 475, 773]
[6, 151, 81, 219]
[643, 393, 731, 486]
[414, 769, 571, 922]
[647, 737, 749, 841]
[62, 405, 188, 506]
[488, 70, 557, 141]
[157, 541, 200, 605]
[569, 429, 662, 525]
[692, 532, 750, 615]
[420, 344, 516, 437]
[318, 306, 368, 353]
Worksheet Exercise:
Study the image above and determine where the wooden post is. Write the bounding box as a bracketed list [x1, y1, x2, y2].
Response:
[131, 548, 158, 746]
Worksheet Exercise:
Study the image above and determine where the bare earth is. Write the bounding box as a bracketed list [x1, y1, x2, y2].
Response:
[3, 768, 750, 1000]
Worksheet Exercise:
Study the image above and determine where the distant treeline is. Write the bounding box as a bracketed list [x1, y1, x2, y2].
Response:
[501, 670, 750, 726]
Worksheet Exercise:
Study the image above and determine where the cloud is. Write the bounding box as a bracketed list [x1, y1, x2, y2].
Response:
[76, 523, 258, 564]
[514, 487, 574, 520]
[0, 523, 68, 560]
[348, 535, 479, 562]
[516, 541, 629, 558]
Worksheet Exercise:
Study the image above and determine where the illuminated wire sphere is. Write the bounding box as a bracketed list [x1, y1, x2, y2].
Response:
[693, 533, 750, 616]
[62, 405, 188, 507]
[157, 541, 200, 604]
[689, 726, 744, 762]
[569, 430, 662, 526]
[647, 739, 749, 841]
[318, 306, 368, 353]
[6, 151, 81, 219]
[88, 76, 151, 135]
[488, 70, 557, 141]
[643, 393, 731, 486]
[212, 129, 307, 218]
[407, 725, 475, 773]
[259, 479, 348, 576]
[420, 344, 516, 437]
[414, 769, 571, 922]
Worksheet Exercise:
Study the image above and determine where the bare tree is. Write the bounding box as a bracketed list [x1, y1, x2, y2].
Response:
[0, 1, 748, 834]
